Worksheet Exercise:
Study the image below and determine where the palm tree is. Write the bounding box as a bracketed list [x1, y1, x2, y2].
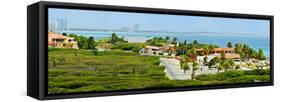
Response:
[242, 44, 250, 58]
[235, 65, 240, 70]
[203, 56, 208, 65]
[111, 33, 119, 43]
[248, 49, 256, 60]
[62, 32, 68, 36]
[227, 42, 233, 48]
[208, 57, 218, 68]
[220, 59, 235, 71]
[257, 48, 266, 60]
[209, 57, 220, 72]
[87, 36, 95, 49]
[193, 40, 199, 45]
[187, 48, 197, 61]
[217, 65, 223, 73]
[180, 56, 191, 73]
[235, 43, 243, 55]
[208, 44, 215, 54]
[219, 60, 227, 71]
[180, 59, 185, 69]
[203, 47, 210, 55]
[165, 36, 170, 41]
[173, 37, 178, 43]
[183, 55, 193, 63]
[191, 61, 199, 80]
[220, 51, 226, 60]
[228, 59, 235, 70]
[183, 63, 190, 73]
[184, 40, 187, 45]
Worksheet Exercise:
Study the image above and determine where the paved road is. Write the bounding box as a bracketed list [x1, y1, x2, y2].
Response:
[160, 58, 217, 80]
[160, 58, 252, 80]
[160, 58, 189, 80]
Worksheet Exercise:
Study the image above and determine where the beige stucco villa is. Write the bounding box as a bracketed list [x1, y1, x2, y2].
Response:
[48, 32, 78, 49]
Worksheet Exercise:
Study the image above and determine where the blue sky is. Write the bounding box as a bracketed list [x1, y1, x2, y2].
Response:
[49, 8, 270, 36]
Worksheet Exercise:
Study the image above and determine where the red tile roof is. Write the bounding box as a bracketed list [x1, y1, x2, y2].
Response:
[214, 48, 235, 51]
[224, 54, 240, 59]
[48, 32, 66, 39]
[145, 46, 161, 50]
[195, 48, 203, 51]
[214, 54, 240, 59]
[195, 48, 235, 51]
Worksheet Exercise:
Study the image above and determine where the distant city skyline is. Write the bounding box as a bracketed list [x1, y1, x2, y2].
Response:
[49, 18, 68, 32]
[48, 8, 270, 36]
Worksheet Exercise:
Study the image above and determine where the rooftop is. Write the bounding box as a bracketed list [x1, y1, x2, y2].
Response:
[224, 54, 240, 59]
[195, 48, 235, 51]
[48, 32, 66, 39]
[214, 48, 235, 51]
[145, 46, 161, 50]
[48, 32, 76, 40]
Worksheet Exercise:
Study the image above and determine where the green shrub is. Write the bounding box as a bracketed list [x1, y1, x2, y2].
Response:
[132, 46, 142, 52]
[111, 43, 144, 52]
[244, 69, 270, 75]
[153, 60, 161, 65]
[48, 48, 271, 94]
[225, 75, 270, 83]
[158, 52, 164, 55]
[196, 69, 270, 81]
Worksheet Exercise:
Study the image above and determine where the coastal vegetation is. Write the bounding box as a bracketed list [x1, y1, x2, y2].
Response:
[145, 36, 169, 46]
[48, 48, 270, 94]
[196, 69, 270, 82]
[234, 43, 266, 60]
[111, 43, 144, 52]
[48, 32, 270, 94]
[62, 32, 268, 72]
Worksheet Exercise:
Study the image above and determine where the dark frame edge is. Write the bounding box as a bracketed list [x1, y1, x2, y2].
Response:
[270, 16, 274, 85]
[27, 1, 40, 100]
[39, 1, 47, 100]
[39, 1, 273, 19]
[27, 1, 274, 100]
[42, 83, 273, 100]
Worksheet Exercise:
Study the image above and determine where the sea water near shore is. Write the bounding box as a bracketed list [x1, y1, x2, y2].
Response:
[60, 31, 270, 57]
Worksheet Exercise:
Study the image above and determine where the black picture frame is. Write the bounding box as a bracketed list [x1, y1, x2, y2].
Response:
[27, 1, 274, 100]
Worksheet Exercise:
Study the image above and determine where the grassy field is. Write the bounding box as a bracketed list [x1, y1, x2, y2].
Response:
[48, 48, 270, 94]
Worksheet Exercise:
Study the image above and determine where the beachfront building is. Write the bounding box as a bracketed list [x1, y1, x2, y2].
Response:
[196, 48, 240, 62]
[48, 32, 78, 49]
[139, 44, 176, 56]
[195, 48, 235, 55]
[139, 46, 161, 55]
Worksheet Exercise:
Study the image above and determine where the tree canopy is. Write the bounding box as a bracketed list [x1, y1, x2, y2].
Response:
[145, 37, 168, 46]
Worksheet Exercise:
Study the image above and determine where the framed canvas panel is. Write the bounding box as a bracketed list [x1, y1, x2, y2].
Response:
[27, 1, 274, 100]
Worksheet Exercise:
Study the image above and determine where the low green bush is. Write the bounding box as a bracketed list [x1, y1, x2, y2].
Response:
[158, 52, 164, 55]
[243, 69, 270, 75]
[48, 48, 271, 94]
[196, 69, 270, 81]
[111, 43, 144, 52]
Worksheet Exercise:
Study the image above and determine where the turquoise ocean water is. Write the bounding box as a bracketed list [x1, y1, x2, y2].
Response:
[60, 31, 270, 57]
